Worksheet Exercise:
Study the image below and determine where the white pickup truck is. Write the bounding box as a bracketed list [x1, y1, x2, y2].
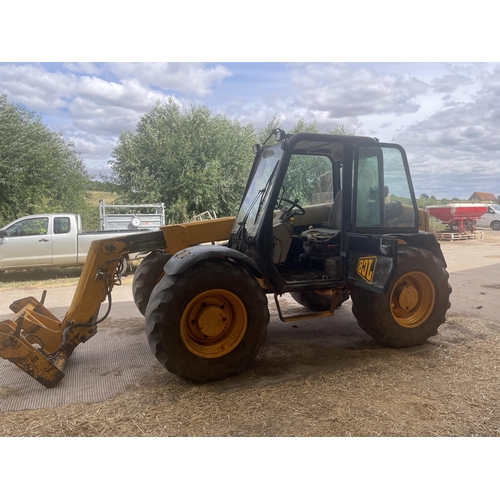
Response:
[0, 213, 153, 272]
[476, 204, 500, 231]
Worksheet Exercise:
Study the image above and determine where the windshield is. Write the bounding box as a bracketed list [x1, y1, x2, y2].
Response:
[489, 204, 500, 213]
[234, 144, 283, 236]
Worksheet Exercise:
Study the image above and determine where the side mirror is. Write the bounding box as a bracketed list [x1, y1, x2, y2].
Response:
[0, 230, 7, 238]
[274, 129, 287, 142]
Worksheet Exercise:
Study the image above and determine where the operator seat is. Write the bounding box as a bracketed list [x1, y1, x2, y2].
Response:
[301, 189, 342, 254]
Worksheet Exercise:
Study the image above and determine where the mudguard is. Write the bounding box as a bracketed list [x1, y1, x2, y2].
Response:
[394, 231, 447, 268]
[164, 244, 263, 277]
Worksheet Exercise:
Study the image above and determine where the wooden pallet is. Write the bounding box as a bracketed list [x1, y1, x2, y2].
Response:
[436, 231, 484, 241]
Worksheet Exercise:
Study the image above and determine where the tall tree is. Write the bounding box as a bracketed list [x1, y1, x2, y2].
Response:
[109, 99, 256, 223]
[0, 95, 90, 227]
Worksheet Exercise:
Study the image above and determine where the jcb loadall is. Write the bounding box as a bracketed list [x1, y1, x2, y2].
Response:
[0, 130, 451, 387]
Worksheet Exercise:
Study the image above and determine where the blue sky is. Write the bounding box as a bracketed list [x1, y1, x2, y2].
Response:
[2, 3, 499, 201]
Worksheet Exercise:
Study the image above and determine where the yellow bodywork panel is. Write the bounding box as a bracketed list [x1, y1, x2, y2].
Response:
[418, 208, 430, 232]
[162, 217, 235, 254]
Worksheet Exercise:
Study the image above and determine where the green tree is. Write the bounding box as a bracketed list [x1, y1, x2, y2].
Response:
[109, 99, 256, 223]
[0, 95, 91, 227]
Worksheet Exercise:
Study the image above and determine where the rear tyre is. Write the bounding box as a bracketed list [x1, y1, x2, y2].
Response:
[351, 247, 451, 348]
[290, 290, 349, 311]
[132, 251, 171, 316]
[491, 221, 500, 231]
[145, 260, 269, 383]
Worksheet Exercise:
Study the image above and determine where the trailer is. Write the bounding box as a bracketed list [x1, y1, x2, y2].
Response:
[99, 200, 165, 231]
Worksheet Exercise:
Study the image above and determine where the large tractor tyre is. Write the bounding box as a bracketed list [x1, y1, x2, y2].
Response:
[145, 260, 270, 383]
[351, 247, 451, 348]
[290, 290, 349, 311]
[132, 251, 172, 316]
[491, 220, 500, 231]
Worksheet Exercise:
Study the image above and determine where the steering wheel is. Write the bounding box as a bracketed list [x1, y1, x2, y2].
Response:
[280, 197, 306, 219]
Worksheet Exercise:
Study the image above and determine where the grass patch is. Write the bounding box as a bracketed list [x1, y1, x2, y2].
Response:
[87, 191, 121, 206]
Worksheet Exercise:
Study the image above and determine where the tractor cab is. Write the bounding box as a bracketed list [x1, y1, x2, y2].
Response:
[229, 130, 421, 297]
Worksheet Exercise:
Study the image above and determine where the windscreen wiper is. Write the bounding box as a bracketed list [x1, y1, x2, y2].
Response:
[236, 186, 265, 245]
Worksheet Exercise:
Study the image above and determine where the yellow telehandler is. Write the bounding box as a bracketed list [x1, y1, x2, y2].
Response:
[0, 130, 451, 387]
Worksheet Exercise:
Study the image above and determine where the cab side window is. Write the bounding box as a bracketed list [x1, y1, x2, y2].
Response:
[354, 146, 416, 229]
[54, 217, 70, 234]
[355, 150, 381, 227]
[283, 154, 333, 206]
[5, 217, 49, 237]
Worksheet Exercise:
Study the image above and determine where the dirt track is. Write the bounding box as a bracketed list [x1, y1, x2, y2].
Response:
[1, 230, 499, 436]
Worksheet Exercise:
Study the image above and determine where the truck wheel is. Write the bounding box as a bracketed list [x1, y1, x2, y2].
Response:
[290, 290, 349, 311]
[145, 260, 269, 383]
[118, 256, 130, 277]
[351, 247, 451, 348]
[132, 251, 171, 316]
[491, 221, 500, 231]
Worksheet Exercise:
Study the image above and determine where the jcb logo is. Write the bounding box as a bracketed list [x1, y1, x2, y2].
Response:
[357, 256, 377, 284]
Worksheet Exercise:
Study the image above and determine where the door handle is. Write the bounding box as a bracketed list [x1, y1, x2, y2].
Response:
[39, 238, 49, 242]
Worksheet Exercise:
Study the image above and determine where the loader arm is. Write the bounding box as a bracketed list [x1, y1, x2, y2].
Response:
[0, 216, 235, 388]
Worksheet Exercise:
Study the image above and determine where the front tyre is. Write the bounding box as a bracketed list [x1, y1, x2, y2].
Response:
[351, 247, 451, 348]
[145, 260, 269, 383]
[491, 220, 500, 231]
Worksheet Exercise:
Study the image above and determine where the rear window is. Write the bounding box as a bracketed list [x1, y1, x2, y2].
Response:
[54, 217, 71, 234]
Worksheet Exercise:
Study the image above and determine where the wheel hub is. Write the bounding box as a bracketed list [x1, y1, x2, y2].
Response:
[390, 272, 436, 328]
[396, 284, 419, 311]
[197, 306, 228, 337]
[181, 289, 248, 358]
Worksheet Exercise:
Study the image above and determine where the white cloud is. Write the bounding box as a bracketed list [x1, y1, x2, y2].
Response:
[63, 62, 103, 75]
[68, 133, 115, 160]
[292, 63, 430, 117]
[0, 64, 76, 111]
[108, 62, 232, 95]
[395, 67, 500, 198]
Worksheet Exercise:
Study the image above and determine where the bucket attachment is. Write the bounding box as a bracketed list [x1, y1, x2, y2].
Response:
[0, 320, 65, 388]
[0, 292, 69, 388]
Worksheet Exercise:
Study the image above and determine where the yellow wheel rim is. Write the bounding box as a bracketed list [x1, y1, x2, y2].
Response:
[180, 289, 247, 358]
[390, 272, 435, 328]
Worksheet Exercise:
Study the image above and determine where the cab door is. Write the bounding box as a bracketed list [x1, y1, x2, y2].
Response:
[0, 216, 53, 268]
[346, 143, 417, 293]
